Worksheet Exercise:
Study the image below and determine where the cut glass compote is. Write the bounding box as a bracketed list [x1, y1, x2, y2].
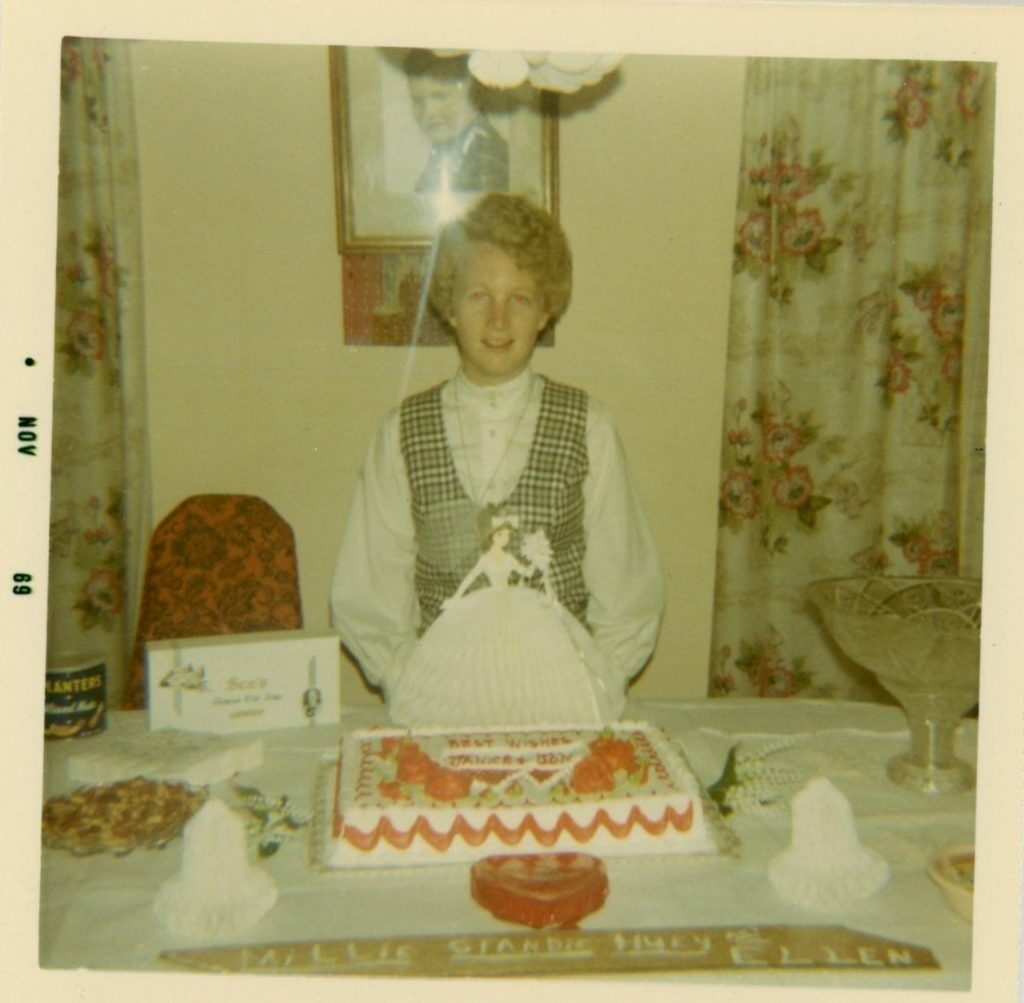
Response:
[805, 576, 981, 794]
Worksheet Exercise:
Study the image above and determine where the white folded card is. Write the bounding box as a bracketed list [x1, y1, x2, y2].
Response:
[146, 630, 341, 734]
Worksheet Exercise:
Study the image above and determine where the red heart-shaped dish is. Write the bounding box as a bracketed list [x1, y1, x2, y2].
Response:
[470, 852, 609, 929]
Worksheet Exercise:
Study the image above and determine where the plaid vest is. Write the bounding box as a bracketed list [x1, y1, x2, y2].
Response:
[400, 376, 590, 634]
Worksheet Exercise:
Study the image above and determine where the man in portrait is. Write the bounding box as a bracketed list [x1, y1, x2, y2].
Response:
[403, 49, 510, 194]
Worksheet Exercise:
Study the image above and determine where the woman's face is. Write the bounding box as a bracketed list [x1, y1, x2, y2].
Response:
[449, 241, 550, 386]
[491, 525, 512, 549]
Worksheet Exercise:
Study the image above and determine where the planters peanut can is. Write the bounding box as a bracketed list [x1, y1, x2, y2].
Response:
[45, 654, 106, 739]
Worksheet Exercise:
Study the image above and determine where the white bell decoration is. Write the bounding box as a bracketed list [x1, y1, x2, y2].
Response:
[768, 777, 889, 911]
[154, 798, 277, 937]
[434, 49, 622, 93]
[468, 50, 532, 89]
[523, 52, 624, 93]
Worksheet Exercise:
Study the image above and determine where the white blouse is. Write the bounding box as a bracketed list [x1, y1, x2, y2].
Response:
[329, 368, 665, 698]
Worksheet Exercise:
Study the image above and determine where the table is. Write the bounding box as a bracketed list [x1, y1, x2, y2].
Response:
[38, 699, 976, 988]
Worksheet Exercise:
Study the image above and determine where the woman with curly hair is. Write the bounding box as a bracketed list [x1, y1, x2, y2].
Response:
[331, 192, 663, 726]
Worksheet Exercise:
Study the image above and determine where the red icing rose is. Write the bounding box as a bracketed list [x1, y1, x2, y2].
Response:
[570, 754, 616, 794]
[424, 768, 472, 802]
[395, 744, 438, 785]
[377, 779, 405, 801]
[588, 735, 637, 774]
[379, 736, 405, 757]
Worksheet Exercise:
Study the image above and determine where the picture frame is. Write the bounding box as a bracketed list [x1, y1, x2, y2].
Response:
[329, 45, 559, 252]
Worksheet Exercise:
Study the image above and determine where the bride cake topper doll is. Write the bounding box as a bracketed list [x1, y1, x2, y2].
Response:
[330, 193, 665, 729]
[446, 508, 556, 604]
[448, 510, 537, 602]
[389, 507, 615, 726]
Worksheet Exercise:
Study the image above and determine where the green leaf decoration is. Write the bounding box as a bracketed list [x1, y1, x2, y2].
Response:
[706, 744, 740, 816]
[257, 837, 282, 858]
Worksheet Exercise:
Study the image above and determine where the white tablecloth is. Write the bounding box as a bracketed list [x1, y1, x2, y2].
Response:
[38, 699, 977, 988]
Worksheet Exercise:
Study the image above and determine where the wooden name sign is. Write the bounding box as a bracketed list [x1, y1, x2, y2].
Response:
[160, 925, 939, 978]
[146, 630, 341, 733]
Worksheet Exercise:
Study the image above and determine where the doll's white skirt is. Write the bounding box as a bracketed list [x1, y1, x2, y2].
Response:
[388, 587, 617, 729]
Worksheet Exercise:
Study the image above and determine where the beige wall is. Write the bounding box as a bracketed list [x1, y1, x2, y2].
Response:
[130, 41, 744, 707]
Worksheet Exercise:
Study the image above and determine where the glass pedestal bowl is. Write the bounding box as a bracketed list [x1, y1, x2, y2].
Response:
[805, 576, 981, 795]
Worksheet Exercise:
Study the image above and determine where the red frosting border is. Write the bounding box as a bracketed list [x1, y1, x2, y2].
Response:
[338, 800, 694, 853]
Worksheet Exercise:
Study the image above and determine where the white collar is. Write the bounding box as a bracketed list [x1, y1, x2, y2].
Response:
[452, 367, 536, 409]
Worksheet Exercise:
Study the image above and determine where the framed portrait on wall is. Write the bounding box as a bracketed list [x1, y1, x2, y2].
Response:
[329, 45, 559, 252]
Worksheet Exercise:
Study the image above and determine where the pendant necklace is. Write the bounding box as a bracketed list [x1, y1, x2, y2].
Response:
[453, 374, 534, 511]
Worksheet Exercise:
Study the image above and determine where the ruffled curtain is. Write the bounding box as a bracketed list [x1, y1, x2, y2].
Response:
[48, 39, 149, 707]
[709, 59, 993, 700]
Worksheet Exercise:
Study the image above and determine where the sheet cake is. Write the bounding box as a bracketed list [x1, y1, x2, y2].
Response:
[328, 721, 717, 868]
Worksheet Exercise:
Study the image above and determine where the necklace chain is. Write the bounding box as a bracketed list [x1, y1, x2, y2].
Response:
[453, 375, 534, 508]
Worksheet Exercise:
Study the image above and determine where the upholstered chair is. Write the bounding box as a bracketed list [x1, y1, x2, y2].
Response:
[125, 494, 303, 708]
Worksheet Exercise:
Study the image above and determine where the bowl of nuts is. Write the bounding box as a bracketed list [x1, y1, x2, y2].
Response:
[927, 844, 974, 923]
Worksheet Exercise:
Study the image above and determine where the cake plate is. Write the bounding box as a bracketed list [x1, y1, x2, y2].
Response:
[805, 576, 981, 795]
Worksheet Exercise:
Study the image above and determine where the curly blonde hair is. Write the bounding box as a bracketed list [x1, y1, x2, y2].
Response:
[429, 193, 572, 325]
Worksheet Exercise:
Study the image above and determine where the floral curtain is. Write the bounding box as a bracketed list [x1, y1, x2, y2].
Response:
[710, 59, 993, 700]
[48, 39, 149, 707]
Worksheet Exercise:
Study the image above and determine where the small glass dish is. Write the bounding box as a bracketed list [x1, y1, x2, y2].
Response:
[927, 843, 974, 923]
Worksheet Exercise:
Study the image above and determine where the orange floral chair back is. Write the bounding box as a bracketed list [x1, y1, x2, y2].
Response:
[125, 494, 303, 708]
